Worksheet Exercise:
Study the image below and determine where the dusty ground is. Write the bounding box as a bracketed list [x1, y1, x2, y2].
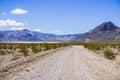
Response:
[0, 46, 120, 80]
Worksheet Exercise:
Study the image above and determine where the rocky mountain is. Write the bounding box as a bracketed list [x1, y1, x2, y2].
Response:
[77, 21, 120, 42]
[0, 29, 82, 42]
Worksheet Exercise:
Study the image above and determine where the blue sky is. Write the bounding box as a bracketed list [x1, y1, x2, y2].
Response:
[0, 0, 120, 34]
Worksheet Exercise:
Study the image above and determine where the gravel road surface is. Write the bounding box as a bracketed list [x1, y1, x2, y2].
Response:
[1, 46, 120, 80]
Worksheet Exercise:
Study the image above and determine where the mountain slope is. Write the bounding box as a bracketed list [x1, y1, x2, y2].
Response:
[77, 21, 120, 42]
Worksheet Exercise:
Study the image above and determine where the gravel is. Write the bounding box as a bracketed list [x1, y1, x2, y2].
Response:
[1, 46, 120, 80]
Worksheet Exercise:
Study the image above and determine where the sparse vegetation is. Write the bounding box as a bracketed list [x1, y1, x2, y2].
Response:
[0, 42, 72, 60]
[81, 41, 120, 60]
[0, 42, 120, 61]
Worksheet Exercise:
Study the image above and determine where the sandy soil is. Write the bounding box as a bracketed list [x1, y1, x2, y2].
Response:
[0, 46, 120, 80]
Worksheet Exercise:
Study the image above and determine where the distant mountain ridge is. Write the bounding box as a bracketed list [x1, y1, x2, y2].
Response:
[0, 29, 82, 42]
[0, 21, 120, 42]
[77, 21, 120, 42]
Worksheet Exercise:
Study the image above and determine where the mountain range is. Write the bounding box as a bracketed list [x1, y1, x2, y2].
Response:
[0, 29, 82, 42]
[0, 21, 120, 42]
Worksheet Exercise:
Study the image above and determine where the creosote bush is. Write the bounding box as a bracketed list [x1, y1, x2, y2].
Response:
[18, 44, 29, 56]
[12, 53, 21, 60]
[103, 50, 115, 60]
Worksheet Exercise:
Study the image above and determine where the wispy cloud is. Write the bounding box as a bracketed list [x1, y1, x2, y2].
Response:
[33, 28, 61, 34]
[2, 12, 6, 15]
[69, 32, 80, 34]
[50, 30, 61, 34]
[0, 19, 24, 27]
[10, 27, 26, 30]
[33, 28, 42, 32]
[11, 8, 28, 15]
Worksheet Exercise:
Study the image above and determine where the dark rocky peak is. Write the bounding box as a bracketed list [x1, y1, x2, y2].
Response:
[94, 21, 119, 32]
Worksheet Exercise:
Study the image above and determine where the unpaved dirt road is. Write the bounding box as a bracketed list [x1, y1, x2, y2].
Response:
[1, 46, 120, 80]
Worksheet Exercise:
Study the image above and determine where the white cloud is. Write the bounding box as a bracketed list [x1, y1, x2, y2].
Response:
[10, 27, 26, 30]
[11, 8, 28, 15]
[33, 28, 42, 32]
[0, 19, 24, 27]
